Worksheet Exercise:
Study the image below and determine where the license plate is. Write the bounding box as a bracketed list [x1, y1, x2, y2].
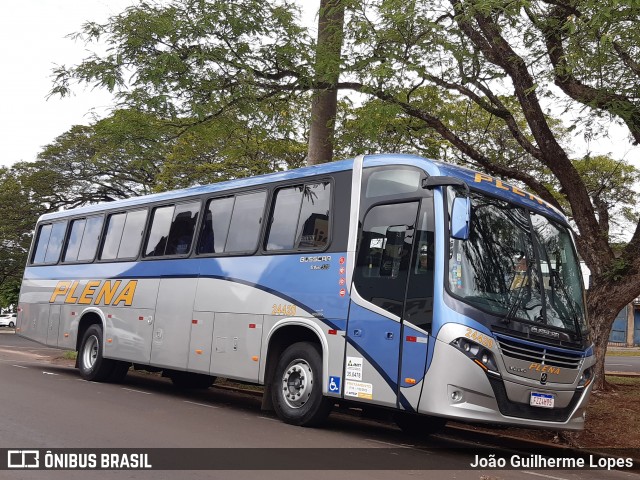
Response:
[530, 392, 554, 408]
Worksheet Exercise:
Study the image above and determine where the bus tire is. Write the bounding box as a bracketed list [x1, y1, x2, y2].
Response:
[272, 341, 331, 427]
[394, 412, 447, 437]
[78, 324, 114, 382]
[169, 371, 215, 389]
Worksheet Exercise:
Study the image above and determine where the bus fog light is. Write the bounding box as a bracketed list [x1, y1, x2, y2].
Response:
[451, 390, 463, 402]
[481, 353, 489, 364]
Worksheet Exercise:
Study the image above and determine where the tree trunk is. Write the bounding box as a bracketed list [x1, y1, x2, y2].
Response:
[307, 0, 345, 166]
[586, 282, 635, 392]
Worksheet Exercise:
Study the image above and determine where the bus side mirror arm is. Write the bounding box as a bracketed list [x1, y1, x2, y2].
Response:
[422, 176, 471, 240]
[422, 176, 470, 194]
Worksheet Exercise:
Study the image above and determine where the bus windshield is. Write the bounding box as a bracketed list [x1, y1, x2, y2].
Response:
[448, 192, 588, 335]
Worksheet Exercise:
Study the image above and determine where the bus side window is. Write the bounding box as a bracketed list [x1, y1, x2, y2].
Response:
[64, 219, 86, 262]
[62, 216, 104, 262]
[101, 209, 147, 260]
[265, 182, 331, 251]
[225, 191, 266, 253]
[77, 216, 104, 262]
[32, 221, 68, 265]
[118, 209, 148, 259]
[145, 206, 174, 257]
[44, 221, 67, 264]
[32, 224, 53, 264]
[198, 196, 234, 255]
[354, 202, 418, 317]
[295, 182, 331, 249]
[165, 201, 200, 255]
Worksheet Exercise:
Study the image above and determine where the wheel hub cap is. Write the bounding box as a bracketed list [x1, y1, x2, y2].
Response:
[281, 359, 313, 409]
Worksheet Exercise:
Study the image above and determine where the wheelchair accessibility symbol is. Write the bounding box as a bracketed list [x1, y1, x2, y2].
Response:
[328, 376, 341, 393]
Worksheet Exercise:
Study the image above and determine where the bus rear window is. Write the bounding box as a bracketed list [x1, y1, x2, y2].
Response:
[32, 221, 68, 265]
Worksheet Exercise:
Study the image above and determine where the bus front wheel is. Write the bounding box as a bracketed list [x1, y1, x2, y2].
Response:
[78, 324, 115, 382]
[272, 342, 331, 427]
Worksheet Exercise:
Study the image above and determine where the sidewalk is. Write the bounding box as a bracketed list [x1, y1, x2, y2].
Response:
[607, 345, 640, 352]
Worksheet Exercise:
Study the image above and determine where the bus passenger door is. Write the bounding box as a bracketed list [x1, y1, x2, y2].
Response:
[398, 199, 435, 412]
[347, 202, 419, 408]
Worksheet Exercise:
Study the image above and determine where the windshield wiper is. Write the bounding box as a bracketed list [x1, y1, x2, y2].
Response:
[501, 258, 532, 324]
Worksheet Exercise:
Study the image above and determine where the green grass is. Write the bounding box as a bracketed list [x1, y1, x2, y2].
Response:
[606, 350, 640, 357]
[606, 375, 640, 386]
[62, 351, 77, 360]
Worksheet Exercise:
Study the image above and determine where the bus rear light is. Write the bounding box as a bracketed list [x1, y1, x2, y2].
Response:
[328, 329, 337, 335]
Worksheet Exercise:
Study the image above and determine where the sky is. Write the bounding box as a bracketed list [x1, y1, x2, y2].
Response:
[0, 0, 136, 167]
[0, 1, 638, 169]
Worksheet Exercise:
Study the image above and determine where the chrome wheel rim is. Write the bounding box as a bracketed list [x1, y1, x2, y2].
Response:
[281, 358, 313, 409]
[82, 334, 99, 370]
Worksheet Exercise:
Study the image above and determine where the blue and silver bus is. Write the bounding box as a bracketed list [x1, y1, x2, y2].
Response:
[17, 154, 594, 432]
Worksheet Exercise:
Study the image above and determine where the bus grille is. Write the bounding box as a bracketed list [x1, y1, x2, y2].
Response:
[496, 336, 582, 369]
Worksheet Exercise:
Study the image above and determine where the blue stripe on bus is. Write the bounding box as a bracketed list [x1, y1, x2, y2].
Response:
[24, 253, 351, 322]
[344, 337, 414, 412]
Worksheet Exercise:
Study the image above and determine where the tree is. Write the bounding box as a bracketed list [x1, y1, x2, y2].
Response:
[51, 0, 640, 390]
[307, 0, 346, 164]
[0, 168, 51, 301]
[338, 0, 640, 390]
[30, 109, 167, 206]
[157, 98, 309, 189]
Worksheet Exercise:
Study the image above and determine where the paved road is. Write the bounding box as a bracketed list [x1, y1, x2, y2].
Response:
[605, 355, 640, 374]
[0, 331, 637, 479]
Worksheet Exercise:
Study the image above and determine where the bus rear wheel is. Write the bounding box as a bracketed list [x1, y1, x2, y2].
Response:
[78, 324, 115, 382]
[272, 342, 331, 427]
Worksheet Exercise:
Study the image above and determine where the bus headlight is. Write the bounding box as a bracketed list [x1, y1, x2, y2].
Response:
[577, 366, 594, 389]
[450, 338, 501, 377]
